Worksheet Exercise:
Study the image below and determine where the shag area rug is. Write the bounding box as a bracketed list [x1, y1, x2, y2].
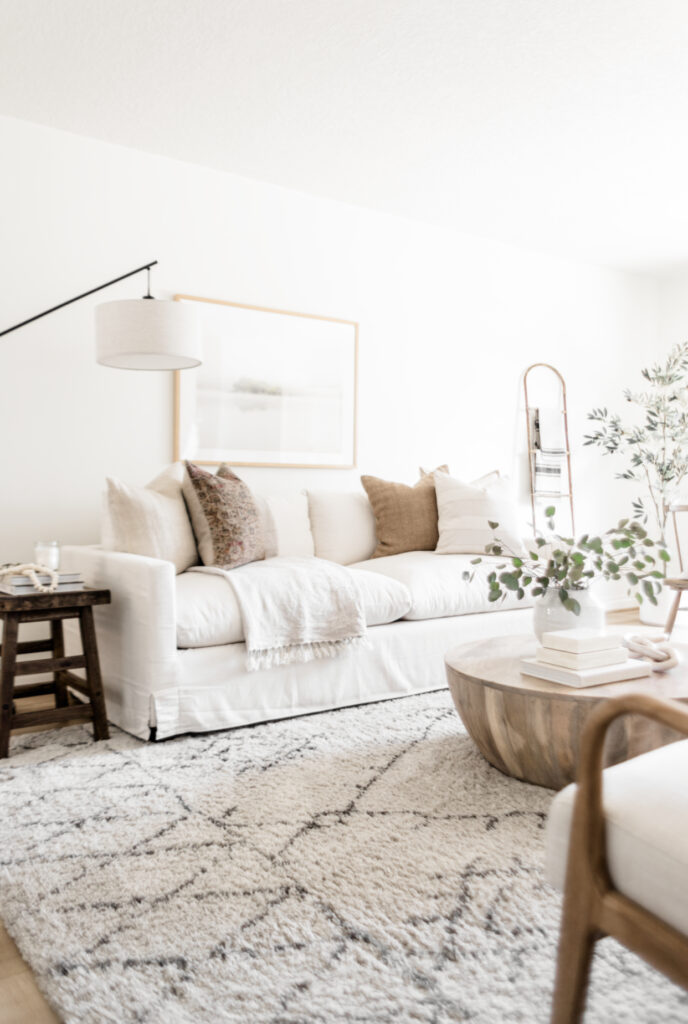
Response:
[1, 690, 686, 1024]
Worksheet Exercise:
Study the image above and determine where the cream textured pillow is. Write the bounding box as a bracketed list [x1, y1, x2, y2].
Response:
[434, 471, 525, 556]
[102, 463, 198, 574]
[307, 491, 377, 565]
[361, 472, 441, 558]
[182, 462, 265, 569]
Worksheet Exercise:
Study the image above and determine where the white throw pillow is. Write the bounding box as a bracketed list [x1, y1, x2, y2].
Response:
[102, 463, 198, 573]
[434, 471, 525, 556]
[307, 490, 377, 565]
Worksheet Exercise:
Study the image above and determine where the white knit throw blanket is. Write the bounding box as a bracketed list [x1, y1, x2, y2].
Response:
[192, 557, 368, 671]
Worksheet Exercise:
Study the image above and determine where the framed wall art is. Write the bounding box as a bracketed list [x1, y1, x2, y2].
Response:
[173, 295, 358, 468]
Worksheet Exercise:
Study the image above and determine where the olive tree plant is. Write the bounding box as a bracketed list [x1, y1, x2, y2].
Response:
[585, 342, 688, 544]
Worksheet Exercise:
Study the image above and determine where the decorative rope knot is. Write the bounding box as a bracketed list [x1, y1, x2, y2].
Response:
[623, 633, 679, 673]
[0, 563, 60, 593]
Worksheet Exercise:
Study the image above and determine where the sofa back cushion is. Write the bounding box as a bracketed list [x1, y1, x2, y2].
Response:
[102, 463, 198, 574]
[361, 473, 440, 558]
[307, 490, 377, 564]
[258, 494, 315, 559]
[182, 462, 265, 569]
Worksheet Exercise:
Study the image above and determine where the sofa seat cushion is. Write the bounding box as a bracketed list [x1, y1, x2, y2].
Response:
[545, 739, 688, 937]
[176, 562, 411, 648]
[349, 551, 533, 620]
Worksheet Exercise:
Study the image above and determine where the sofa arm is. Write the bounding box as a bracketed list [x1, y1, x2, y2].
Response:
[61, 545, 179, 696]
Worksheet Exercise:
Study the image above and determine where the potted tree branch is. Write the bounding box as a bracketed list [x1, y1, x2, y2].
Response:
[585, 341, 688, 622]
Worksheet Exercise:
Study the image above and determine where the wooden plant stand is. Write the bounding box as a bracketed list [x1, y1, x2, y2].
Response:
[0, 588, 111, 758]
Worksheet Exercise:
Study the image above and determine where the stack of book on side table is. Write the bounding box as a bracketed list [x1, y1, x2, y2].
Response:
[521, 628, 652, 687]
[0, 572, 84, 596]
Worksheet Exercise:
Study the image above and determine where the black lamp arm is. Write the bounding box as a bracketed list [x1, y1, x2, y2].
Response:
[0, 260, 158, 337]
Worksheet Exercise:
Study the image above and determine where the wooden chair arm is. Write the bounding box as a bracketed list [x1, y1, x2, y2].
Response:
[573, 694, 688, 894]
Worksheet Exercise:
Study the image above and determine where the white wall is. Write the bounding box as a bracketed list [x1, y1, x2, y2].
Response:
[0, 115, 660, 566]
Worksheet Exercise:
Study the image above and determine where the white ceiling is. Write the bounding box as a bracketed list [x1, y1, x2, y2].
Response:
[3, 0, 688, 272]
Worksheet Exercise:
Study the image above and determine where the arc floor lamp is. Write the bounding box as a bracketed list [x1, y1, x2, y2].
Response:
[0, 260, 201, 371]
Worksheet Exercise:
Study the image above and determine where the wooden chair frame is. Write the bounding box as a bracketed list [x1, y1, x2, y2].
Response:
[551, 693, 688, 1023]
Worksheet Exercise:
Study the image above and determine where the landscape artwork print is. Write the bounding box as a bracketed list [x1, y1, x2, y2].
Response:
[174, 296, 357, 467]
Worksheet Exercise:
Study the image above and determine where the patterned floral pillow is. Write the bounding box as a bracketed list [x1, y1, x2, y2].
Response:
[182, 462, 265, 569]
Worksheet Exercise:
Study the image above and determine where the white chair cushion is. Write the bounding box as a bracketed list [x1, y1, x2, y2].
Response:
[545, 738, 688, 937]
[175, 563, 411, 648]
[101, 463, 198, 574]
[307, 490, 377, 565]
[349, 550, 532, 620]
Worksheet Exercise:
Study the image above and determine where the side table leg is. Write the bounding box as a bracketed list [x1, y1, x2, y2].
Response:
[51, 619, 68, 707]
[79, 607, 110, 741]
[1, 615, 19, 758]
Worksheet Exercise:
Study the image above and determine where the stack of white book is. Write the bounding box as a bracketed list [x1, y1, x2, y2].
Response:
[0, 572, 84, 596]
[521, 628, 651, 687]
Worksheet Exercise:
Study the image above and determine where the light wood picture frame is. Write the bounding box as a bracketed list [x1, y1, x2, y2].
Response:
[173, 295, 358, 469]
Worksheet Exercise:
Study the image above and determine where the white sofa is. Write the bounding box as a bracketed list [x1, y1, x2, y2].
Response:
[62, 486, 533, 741]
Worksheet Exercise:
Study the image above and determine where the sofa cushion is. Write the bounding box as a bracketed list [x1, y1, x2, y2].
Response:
[175, 563, 411, 648]
[307, 490, 377, 564]
[349, 550, 533, 620]
[182, 462, 265, 569]
[257, 493, 315, 559]
[102, 463, 198, 574]
[545, 739, 688, 937]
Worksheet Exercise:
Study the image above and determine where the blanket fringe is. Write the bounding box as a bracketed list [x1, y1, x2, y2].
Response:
[246, 635, 370, 672]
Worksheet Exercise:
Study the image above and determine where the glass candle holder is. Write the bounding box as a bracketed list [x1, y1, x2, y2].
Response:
[34, 541, 60, 571]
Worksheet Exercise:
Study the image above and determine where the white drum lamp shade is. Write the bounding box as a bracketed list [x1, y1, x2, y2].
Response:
[95, 299, 201, 370]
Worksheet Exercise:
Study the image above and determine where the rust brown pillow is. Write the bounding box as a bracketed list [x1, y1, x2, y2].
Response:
[361, 469, 445, 558]
[182, 462, 265, 569]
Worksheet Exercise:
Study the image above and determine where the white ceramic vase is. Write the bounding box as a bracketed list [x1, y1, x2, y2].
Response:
[532, 588, 605, 642]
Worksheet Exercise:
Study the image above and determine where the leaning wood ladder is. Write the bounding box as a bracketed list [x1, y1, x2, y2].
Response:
[523, 362, 575, 536]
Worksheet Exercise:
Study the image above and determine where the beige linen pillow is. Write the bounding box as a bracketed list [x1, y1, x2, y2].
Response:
[434, 470, 525, 555]
[361, 471, 443, 558]
[182, 462, 265, 569]
[102, 463, 198, 574]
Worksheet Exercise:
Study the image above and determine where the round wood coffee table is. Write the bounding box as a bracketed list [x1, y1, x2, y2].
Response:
[445, 635, 688, 790]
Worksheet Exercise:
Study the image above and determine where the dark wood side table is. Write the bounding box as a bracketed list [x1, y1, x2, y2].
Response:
[0, 588, 111, 758]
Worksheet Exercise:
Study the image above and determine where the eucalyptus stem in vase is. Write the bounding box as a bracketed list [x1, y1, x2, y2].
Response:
[471, 507, 667, 637]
